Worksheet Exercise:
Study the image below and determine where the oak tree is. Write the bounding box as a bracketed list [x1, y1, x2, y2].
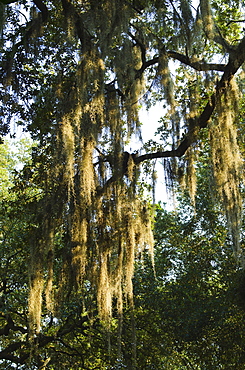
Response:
[0, 0, 245, 357]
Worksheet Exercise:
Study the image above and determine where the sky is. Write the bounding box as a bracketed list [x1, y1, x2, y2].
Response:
[139, 103, 174, 206]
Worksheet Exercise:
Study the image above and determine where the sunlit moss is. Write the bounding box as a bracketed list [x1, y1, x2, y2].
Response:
[27, 0, 154, 333]
[210, 77, 243, 258]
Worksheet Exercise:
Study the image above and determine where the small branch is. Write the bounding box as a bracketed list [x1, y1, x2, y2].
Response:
[124, 0, 144, 15]
[38, 357, 51, 370]
[226, 19, 245, 27]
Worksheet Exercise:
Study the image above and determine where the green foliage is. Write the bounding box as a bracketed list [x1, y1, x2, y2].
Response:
[0, 141, 14, 197]
[130, 173, 245, 369]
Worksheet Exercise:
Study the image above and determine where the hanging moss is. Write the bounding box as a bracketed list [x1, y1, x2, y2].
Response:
[200, 0, 216, 40]
[28, 214, 56, 336]
[186, 147, 197, 205]
[28, 263, 44, 335]
[25, 0, 155, 333]
[210, 77, 243, 258]
[157, 49, 175, 113]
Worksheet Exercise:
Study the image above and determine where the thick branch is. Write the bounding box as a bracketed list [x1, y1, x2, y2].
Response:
[167, 51, 226, 72]
[0, 342, 29, 364]
[135, 51, 225, 79]
[128, 28, 147, 65]
[0, 313, 27, 335]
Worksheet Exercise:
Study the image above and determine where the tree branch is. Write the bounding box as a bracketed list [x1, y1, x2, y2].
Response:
[1, 1, 49, 81]
[0, 342, 29, 364]
[135, 50, 225, 80]
[95, 36, 245, 196]
[226, 19, 245, 27]
[0, 313, 27, 335]
[32, 0, 48, 21]
[0, 314, 89, 365]
[167, 51, 226, 71]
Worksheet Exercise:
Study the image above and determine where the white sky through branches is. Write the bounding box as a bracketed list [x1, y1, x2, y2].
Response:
[141, 105, 173, 206]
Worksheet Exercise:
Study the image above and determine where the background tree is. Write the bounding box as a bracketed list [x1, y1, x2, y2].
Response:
[130, 153, 245, 369]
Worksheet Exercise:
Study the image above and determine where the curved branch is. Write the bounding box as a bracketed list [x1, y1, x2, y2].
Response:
[135, 50, 225, 80]
[167, 50, 226, 71]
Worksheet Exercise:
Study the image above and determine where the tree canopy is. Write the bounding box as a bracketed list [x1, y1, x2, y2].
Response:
[1, 0, 245, 367]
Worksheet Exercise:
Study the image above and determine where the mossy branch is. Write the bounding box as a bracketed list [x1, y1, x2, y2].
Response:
[134, 36, 245, 164]
[98, 34, 245, 181]
[135, 51, 225, 81]
[93, 34, 245, 200]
